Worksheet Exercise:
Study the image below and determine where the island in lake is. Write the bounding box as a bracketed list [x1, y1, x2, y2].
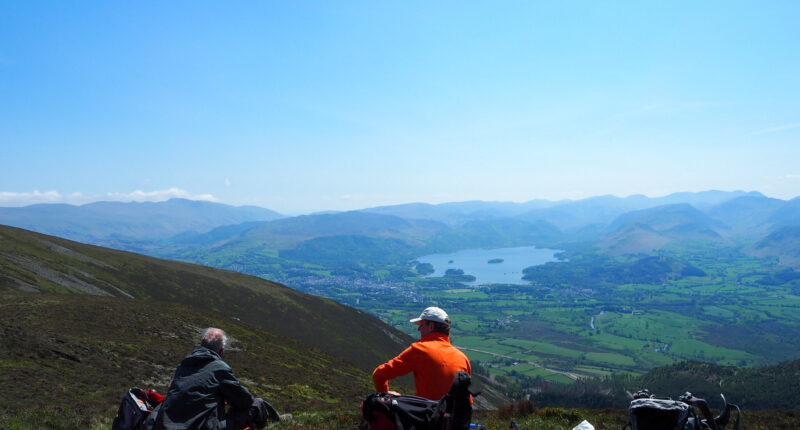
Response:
[488, 258, 504, 264]
[444, 268, 476, 282]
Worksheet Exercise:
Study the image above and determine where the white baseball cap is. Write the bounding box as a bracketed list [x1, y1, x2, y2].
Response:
[410, 306, 449, 324]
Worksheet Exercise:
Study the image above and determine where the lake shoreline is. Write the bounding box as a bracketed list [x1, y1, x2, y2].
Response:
[416, 245, 563, 286]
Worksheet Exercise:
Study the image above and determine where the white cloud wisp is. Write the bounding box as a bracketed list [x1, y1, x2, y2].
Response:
[0, 188, 218, 207]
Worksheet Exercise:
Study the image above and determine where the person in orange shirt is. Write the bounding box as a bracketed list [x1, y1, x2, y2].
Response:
[372, 306, 472, 401]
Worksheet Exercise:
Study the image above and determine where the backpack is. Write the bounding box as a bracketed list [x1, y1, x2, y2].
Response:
[627, 389, 741, 430]
[361, 371, 479, 430]
[112, 387, 165, 430]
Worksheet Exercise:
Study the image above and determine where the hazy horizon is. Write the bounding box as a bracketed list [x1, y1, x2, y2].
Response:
[0, 189, 793, 217]
[2, 2, 798, 213]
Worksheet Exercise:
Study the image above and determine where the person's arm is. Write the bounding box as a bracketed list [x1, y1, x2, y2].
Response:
[217, 367, 255, 410]
[372, 345, 416, 392]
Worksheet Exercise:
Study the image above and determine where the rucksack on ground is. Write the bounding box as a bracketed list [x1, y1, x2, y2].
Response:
[361, 370, 479, 430]
[627, 389, 741, 430]
[112, 387, 164, 430]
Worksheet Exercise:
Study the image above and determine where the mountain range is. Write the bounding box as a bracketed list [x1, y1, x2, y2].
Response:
[3, 191, 800, 420]
[1, 191, 799, 275]
[0, 198, 284, 245]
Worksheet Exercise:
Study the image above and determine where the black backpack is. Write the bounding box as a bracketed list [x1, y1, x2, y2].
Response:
[627, 389, 741, 430]
[112, 388, 162, 430]
[362, 371, 479, 430]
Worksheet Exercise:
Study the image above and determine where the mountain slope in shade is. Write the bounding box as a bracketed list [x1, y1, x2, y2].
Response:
[516, 191, 762, 230]
[748, 226, 800, 269]
[608, 203, 724, 233]
[516, 195, 655, 230]
[600, 204, 725, 255]
[360, 191, 761, 230]
[632, 359, 800, 410]
[706, 195, 786, 238]
[765, 197, 800, 228]
[654, 190, 765, 209]
[0, 198, 284, 244]
[194, 211, 450, 251]
[424, 219, 563, 253]
[0, 224, 411, 370]
[599, 223, 671, 255]
[361, 200, 558, 225]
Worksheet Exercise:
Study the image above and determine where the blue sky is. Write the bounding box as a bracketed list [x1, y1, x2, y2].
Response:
[1, 1, 799, 213]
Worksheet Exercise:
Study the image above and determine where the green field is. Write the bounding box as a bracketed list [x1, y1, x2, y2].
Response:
[291, 243, 800, 393]
[158, 227, 800, 398]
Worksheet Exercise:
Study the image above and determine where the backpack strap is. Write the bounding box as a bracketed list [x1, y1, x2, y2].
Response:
[683, 395, 719, 430]
[388, 396, 407, 430]
[725, 403, 742, 430]
[441, 371, 475, 430]
[362, 392, 407, 430]
[711, 394, 742, 430]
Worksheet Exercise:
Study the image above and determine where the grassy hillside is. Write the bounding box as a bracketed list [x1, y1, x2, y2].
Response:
[0, 293, 374, 420]
[530, 358, 800, 413]
[0, 224, 412, 371]
[0, 225, 514, 428]
[631, 359, 800, 410]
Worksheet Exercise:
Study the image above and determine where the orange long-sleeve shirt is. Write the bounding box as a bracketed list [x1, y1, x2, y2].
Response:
[372, 332, 471, 401]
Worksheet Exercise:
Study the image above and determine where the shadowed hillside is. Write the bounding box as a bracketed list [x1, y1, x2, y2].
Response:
[749, 226, 800, 270]
[600, 204, 725, 255]
[0, 292, 375, 418]
[707, 195, 786, 238]
[631, 359, 800, 410]
[525, 358, 800, 412]
[0, 224, 412, 371]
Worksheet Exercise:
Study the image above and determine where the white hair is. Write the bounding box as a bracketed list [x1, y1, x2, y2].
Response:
[201, 327, 227, 353]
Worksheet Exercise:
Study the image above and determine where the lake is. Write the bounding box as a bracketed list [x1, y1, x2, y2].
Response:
[416, 246, 563, 286]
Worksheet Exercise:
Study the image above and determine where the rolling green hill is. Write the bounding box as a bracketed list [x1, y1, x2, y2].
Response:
[155, 212, 563, 281]
[0, 292, 373, 419]
[0, 224, 411, 370]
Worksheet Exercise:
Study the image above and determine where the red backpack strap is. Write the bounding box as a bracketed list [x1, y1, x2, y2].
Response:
[145, 390, 165, 405]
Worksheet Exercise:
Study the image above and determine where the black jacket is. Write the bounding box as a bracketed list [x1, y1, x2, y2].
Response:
[155, 346, 254, 430]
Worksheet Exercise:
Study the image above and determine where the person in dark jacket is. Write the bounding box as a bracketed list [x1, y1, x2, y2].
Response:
[154, 327, 279, 430]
